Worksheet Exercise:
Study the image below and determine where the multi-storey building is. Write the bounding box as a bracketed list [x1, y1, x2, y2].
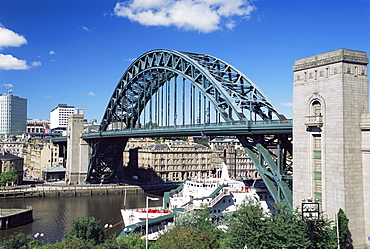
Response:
[50, 104, 84, 131]
[26, 119, 50, 134]
[210, 137, 258, 179]
[22, 138, 61, 179]
[0, 93, 27, 135]
[0, 153, 24, 185]
[123, 140, 213, 182]
[0, 135, 28, 158]
[123, 138, 259, 183]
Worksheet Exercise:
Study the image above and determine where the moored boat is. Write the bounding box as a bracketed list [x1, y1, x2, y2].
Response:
[121, 207, 170, 227]
[121, 157, 268, 230]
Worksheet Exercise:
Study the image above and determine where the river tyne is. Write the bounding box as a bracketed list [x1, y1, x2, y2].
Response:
[0, 191, 162, 243]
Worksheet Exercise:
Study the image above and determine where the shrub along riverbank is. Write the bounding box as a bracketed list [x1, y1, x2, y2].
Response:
[1, 200, 351, 249]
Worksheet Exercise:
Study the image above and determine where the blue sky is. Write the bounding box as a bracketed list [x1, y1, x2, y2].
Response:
[0, 0, 369, 122]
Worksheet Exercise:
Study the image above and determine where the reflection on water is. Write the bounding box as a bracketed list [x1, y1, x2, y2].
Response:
[0, 192, 162, 243]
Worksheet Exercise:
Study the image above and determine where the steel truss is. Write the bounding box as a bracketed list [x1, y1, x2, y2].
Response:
[86, 49, 292, 207]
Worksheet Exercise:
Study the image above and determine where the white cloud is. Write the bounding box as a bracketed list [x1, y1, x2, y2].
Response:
[87, 92, 96, 96]
[0, 26, 40, 70]
[31, 61, 42, 67]
[0, 25, 27, 49]
[49, 50, 56, 55]
[0, 54, 29, 70]
[114, 0, 255, 33]
[0, 54, 42, 70]
[3, 83, 14, 88]
[82, 26, 92, 32]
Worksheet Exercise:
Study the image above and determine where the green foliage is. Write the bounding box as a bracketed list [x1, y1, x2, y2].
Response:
[196, 140, 210, 148]
[156, 226, 214, 249]
[0, 232, 34, 249]
[169, 208, 222, 248]
[0, 203, 343, 249]
[221, 199, 336, 249]
[38, 236, 97, 249]
[113, 233, 156, 249]
[221, 199, 271, 249]
[337, 208, 352, 249]
[266, 206, 310, 248]
[65, 217, 105, 244]
[155, 137, 188, 142]
[0, 168, 17, 187]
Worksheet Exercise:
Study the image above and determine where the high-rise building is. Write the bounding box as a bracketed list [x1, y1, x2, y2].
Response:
[50, 104, 84, 130]
[0, 93, 27, 135]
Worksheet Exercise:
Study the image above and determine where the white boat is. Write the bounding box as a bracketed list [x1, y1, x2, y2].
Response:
[164, 158, 268, 213]
[121, 158, 268, 228]
[121, 207, 170, 227]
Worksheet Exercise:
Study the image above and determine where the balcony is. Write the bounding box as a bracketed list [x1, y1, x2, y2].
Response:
[305, 115, 323, 128]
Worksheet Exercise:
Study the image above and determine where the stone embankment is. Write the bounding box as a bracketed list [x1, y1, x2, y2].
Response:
[0, 208, 33, 230]
[0, 184, 144, 199]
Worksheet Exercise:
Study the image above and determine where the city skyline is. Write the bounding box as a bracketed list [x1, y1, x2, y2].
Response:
[0, 0, 369, 122]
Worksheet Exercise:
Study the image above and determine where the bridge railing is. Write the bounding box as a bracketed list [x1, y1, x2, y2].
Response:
[84, 119, 292, 135]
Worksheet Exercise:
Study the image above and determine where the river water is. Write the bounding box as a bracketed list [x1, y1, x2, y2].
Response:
[0, 192, 162, 243]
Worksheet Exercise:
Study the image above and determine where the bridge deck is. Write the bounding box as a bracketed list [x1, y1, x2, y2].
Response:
[81, 120, 292, 139]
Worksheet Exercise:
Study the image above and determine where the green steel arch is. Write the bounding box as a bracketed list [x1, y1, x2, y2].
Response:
[101, 49, 284, 131]
[86, 49, 292, 208]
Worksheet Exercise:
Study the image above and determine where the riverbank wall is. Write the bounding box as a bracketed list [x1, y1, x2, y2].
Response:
[0, 208, 33, 230]
[0, 185, 144, 199]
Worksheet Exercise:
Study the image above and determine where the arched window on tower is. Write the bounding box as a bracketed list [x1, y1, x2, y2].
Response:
[305, 100, 323, 130]
[312, 101, 322, 116]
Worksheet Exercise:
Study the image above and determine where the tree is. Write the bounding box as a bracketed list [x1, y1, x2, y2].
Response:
[158, 208, 222, 249]
[0, 168, 17, 187]
[265, 206, 310, 249]
[64, 217, 105, 244]
[156, 226, 214, 249]
[220, 200, 336, 249]
[0, 232, 34, 249]
[221, 199, 272, 249]
[338, 208, 352, 249]
[113, 233, 155, 249]
[196, 140, 210, 148]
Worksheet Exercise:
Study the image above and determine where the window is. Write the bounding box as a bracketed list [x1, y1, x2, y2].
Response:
[312, 101, 321, 116]
[313, 134, 322, 202]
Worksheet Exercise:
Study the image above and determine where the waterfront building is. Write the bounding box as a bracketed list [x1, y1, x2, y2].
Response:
[22, 138, 61, 179]
[0, 152, 24, 185]
[50, 104, 84, 132]
[26, 119, 50, 135]
[293, 49, 369, 247]
[42, 166, 66, 181]
[0, 135, 27, 158]
[210, 137, 259, 179]
[123, 140, 213, 182]
[123, 138, 259, 183]
[0, 93, 27, 135]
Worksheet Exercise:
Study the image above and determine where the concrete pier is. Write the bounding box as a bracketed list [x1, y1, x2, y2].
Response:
[0, 208, 33, 230]
[0, 185, 144, 199]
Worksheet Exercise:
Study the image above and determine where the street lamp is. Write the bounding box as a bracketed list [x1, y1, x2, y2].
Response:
[335, 187, 347, 249]
[301, 198, 322, 249]
[146, 196, 159, 249]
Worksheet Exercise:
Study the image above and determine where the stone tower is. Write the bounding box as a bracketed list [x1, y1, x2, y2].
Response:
[292, 49, 369, 248]
[66, 114, 89, 184]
